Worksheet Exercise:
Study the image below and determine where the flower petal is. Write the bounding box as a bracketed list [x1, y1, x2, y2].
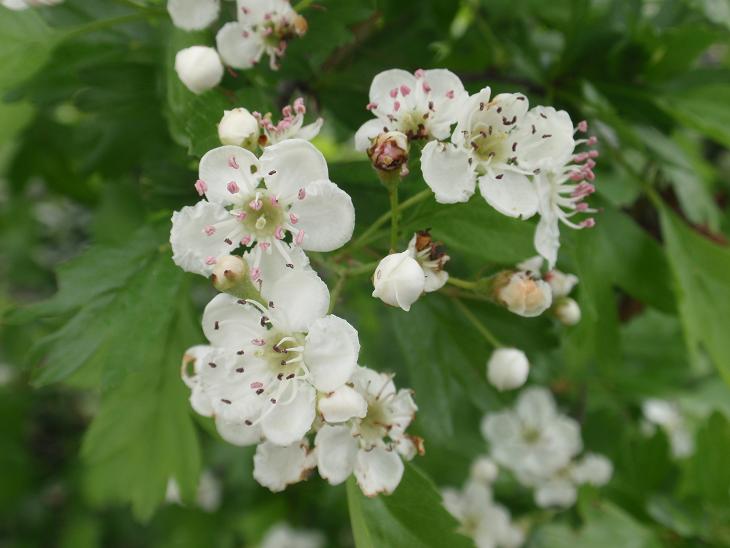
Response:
[315, 424, 358, 484]
[514, 106, 575, 171]
[261, 382, 316, 446]
[260, 139, 329, 203]
[170, 201, 238, 276]
[215, 416, 263, 446]
[199, 145, 260, 206]
[354, 446, 404, 496]
[216, 21, 264, 70]
[167, 0, 220, 31]
[266, 269, 329, 333]
[202, 293, 265, 348]
[354, 118, 386, 152]
[369, 69, 417, 109]
[534, 214, 560, 270]
[289, 180, 355, 252]
[295, 118, 324, 142]
[318, 385, 367, 423]
[253, 439, 314, 492]
[304, 315, 360, 392]
[478, 171, 538, 219]
[421, 141, 476, 204]
[422, 68, 468, 129]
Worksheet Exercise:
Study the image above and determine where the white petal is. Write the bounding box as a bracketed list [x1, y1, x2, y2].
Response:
[250, 243, 311, 294]
[420, 141, 476, 204]
[354, 446, 404, 496]
[534, 478, 577, 508]
[304, 315, 360, 392]
[170, 201, 238, 276]
[516, 387, 557, 425]
[261, 382, 316, 446]
[216, 21, 264, 70]
[318, 385, 367, 423]
[199, 145, 260, 206]
[237, 0, 288, 24]
[253, 439, 313, 492]
[478, 171, 538, 219]
[260, 139, 329, 203]
[422, 68, 468, 128]
[423, 268, 448, 292]
[354, 118, 386, 152]
[215, 416, 263, 446]
[202, 293, 265, 349]
[315, 424, 358, 484]
[534, 214, 560, 270]
[289, 180, 355, 252]
[369, 69, 417, 109]
[167, 0, 219, 31]
[514, 106, 575, 171]
[266, 269, 329, 333]
[295, 118, 324, 142]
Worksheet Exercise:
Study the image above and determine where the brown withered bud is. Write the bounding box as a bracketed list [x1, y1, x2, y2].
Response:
[368, 131, 409, 177]
[292, 14, 308, 36]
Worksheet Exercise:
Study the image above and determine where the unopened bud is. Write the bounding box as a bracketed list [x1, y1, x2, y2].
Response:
[492, 271, 552, 317]
[470, 456, 498, 484]
[292, 14, 308, 36]
[553, 297, 581, 326]
[487, 348, 529, 391]
[218, 108, 260, 149]
[368, 131, 409, 179]
[175, 46, 224, 94]
[372, 251, 425, 311]
[210, 255, 253, 297]
[318, 385, 367, 423]
[544, 269, 578, 298]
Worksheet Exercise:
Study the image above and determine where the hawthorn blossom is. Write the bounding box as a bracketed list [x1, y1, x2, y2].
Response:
[487, 348, 529, 391]
[184, 269, 360, 447]
[355, 68, 467, 151]
[175, 46, 224, 94]
[167, 0, 220, 31]
[216, 0, 307, 70]
[259, 522, 325, 548]
[315, 366, 422, 496]
[165, 470, 222, 512]
[253, 439, 317, 492]
[367, 131, 410, 177]
[170, 139, 355, 281]
[218, 108, 260, 149]
[492, 270, 552, 318]
[516, 256, 581, 324]
[254, 98, 323, 147]
[372, 252, 425, 311]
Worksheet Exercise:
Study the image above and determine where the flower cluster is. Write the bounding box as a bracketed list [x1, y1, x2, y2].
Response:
[482, 387, 612, 508]
[170, 125, 421, 496]
[170, 0, 308, 94]
[359, 69, 599, 269]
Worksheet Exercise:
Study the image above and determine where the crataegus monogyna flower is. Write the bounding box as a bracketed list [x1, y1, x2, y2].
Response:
[218, 107, 260, 149]
[216, 0, 307, 70]
[487, 348, 529, 391]
[490, 270, 552, 318]
[355, 68, 467, 151]
[371, 251, 425, 311]
[170, 139, 355, 281]
[315, 366, 422, 496]
[174, 46, 224, 94]
[167, 0, 220, 31]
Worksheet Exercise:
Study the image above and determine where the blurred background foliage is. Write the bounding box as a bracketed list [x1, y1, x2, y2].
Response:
[1, 0, 730, 546]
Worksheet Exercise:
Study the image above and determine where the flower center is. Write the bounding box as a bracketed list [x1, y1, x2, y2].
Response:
[236, 189, 286, 240]
[358, 399, 391, 444]
[470, 123, 510, 164]
[254, 331, 307, 379]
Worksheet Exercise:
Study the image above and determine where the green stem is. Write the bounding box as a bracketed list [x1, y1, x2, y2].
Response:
[339, 188, 431, 258]
[446, 276, 476, 290]
[62, 12, 154, 41]
[346, 261, 379, 277]
[388, 183, 399, 252]
[328, 273, 347, 314]
[452, 298, 502, 348]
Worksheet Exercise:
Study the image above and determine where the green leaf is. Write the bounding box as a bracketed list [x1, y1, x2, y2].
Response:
[346, 463, 471, 548]
[0, 10, 59, 92]
[659, 207, 730, 383]
[660, 84, 730, 149]
[681, 412, 730, 505]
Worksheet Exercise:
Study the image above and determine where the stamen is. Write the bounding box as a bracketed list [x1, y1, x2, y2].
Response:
[228, 156, 239, 169]
[227, 181, 240, 194]
[194, 180, 207, 196]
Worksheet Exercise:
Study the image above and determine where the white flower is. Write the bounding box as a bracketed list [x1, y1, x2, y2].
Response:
[486, 348, 529, 391]
[218, 107, 260, 149]
[175, 46, 224, 94]
[642, 399, 695, 458]
[165, 470, 222, 512]
[372, 251, 425, 311]
[442, 480, 524, 548]
[253, 439, 316, 492]
[571, 453, 613, 486]
[481, 387, 582, 480]
[259, 522, 325, 548]
[255, 98, 323, 147]
[545, 269, 579, 298]
[495, 271, 552, 317]
[1, 0, 62, 9]
[315, 367, 421, 496]
[470, 456, 499, 484]
[170, 140, 355, 278]
[167, 0, 219, 31]
[187, 270, 359, 447]
[407, 231, 450, 292]
[355, 68, 467, 151]
[553, 297, 581, 326]
[216, 0, 307, 71]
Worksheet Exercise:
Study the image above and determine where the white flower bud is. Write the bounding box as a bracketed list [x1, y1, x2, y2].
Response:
[167, 0, 220, 31]
[553, 297, 581, 325]
[174, 46, 223, 94]
[486, 348, 529, 391]
[210, 255, 247, 292]
[218, 108, 259, 148]
[496, 272, 552, 317]
[546, 269, 579, 298]
[318, 385, 367, 423]
[470, 456, 498, 484]
[372, 252, 425, 311]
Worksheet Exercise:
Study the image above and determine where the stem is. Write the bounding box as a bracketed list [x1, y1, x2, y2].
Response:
[328, 273, 347, 314]
[346, 261, 379, 277]
[446, 277, 476, 290]
[62, 12, 154, 41]
[388, 183, 399, 252]
[339, 188, 431, 258]
[452, 298, 503, 348]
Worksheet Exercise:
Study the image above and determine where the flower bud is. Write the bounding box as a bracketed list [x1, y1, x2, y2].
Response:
[553, 297, 581, 325]
[470, 456, 498, 484]
[372, 251, 425, 311]
[368, 131, 409, 178]
[486, 348, 529, 391]
[210, 255, 253, 297]
[175, 46, 224, 94]
[318, 385, 367, 423]
[493, 271, 552, 317]
[292, 14, 308, 36]
[545, 269, 578, 298]
[218, 108, 260, 149]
